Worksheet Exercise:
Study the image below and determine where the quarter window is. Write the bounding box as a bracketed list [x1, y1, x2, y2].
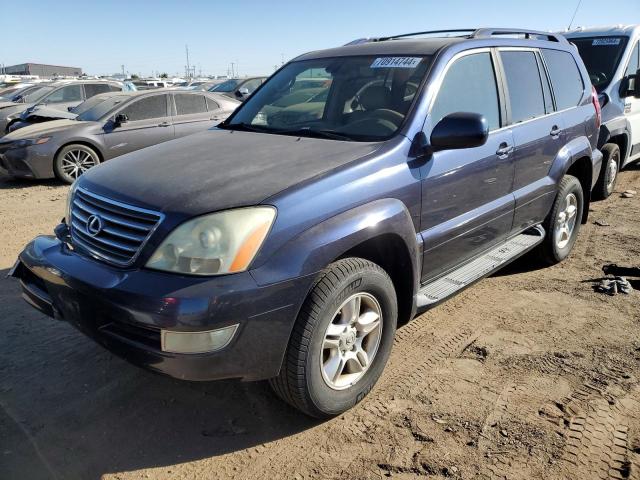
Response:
[206, 97, 220, 111]
[174, 94, 207, 115]
[500, 51, 545, 124]
[542, 49, 584, 110]
[431, 52, 500, 131]
[45, 84, 83, 103]
[120, 95, 167, 121]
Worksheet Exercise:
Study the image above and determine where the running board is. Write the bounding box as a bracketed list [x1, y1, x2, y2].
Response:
[416, 225, 545, 308]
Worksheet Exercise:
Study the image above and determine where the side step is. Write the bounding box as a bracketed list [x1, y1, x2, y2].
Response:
[416, 225, 545, 308]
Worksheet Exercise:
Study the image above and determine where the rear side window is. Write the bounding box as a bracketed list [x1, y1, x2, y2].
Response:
[542, 49, 584, 110]
[500, 51, 545, 124]
[431, 52, 500, 131]
[121, 95, 167, 121]
[174, 94, 207, 115]
[84, 84, 112, 98]
[206, 97, 220, 111]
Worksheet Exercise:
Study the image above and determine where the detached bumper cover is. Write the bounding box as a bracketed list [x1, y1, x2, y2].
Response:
[11, 235, 313, 381]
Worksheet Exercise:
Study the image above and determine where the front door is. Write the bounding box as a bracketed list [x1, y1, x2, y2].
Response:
[104, 93, 174, 158]
[420, 50, 515, 282]
[623, 40, 640, 161]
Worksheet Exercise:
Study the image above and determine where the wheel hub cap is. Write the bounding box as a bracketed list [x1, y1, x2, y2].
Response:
[554, 193, 578, 249]
[606, 158, 618, 190]
[61, 150, 97, 179]
[320, 292, 383, 391]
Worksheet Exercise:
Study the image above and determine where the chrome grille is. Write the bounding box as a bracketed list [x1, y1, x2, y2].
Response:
[70, 187, 163, 266]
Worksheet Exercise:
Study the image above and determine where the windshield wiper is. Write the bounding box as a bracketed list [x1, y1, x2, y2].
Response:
[218, 122, 272, 133]
[220, 123, 354, 141]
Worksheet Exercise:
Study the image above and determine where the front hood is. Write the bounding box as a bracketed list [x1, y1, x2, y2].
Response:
[82, 128, 382, 215]
[24, 105, 78, 121]
[0, 101, 20, 110]
[1, 119, 90, 140]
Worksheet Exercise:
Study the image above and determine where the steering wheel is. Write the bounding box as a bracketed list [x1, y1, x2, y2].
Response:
[589, 71, 608, 86]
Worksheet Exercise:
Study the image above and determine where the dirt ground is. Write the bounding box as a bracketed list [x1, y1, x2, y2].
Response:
[0, 166, 639, 480]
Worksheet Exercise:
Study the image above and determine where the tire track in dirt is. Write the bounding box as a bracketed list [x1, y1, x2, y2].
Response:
[235, 313, 482, 479]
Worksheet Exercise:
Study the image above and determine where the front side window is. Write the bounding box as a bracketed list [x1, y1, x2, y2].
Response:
[211, 79, 241, 92]
[120, 95, 167, 121]
[174, 93, 207, 115]
[571, 36, 629, 92]
[225, 55, 431, 141]
[241, 78, 263, 93]
[625, 42, 639, 77]
[77, 95, 128, 122]
[542, 49, 584, 110]
[500, 51, 545, 124]
[45, 84, 83, 103]
[430, 52, 500, 131]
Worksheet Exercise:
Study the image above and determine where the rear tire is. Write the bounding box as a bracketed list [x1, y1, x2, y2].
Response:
[537, 174, 584, 265]
[593, 143, 620, 200]
[54, 144, 101, 184]
[269, 257, 397, 418]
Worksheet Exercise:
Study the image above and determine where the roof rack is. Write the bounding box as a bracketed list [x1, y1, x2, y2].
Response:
[350, 27, 568, 45]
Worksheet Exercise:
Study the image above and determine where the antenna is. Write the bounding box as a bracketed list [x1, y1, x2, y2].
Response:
[568, 0, 582, 30]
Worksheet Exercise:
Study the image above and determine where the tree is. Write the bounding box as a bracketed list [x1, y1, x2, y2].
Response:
[159, 73, 168, 79]
[130, 74, 139, 80]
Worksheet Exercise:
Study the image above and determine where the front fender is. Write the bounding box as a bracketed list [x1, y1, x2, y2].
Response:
[250, 198, 420, 289]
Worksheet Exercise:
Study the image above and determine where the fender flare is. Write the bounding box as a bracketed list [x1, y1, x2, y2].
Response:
[251, 198, 421, 290]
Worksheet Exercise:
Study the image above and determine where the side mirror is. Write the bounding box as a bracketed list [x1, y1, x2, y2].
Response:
[235, 87, 250, 98]
[430, 112, 489, 151]
[114, 113, 129, 126]
[634, 68, 640, 99]
[620, 68, 640, 98]
[67, 106, 74, 112]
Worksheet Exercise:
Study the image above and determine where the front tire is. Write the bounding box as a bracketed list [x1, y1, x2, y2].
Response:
[54, 144, 101, 184]
[537, 174, 584, 265]
[593, 143, 620, 200]
[270, 257, 397, 418]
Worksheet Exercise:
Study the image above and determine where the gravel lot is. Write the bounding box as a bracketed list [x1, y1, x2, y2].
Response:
[1, 167, 639, 480]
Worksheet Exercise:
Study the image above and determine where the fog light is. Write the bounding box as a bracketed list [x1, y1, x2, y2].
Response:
[161, 324, 238, 354]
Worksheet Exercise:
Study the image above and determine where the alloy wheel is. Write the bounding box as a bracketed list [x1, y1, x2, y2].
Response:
[320, 292, 383, 390]
[61, 149, 98, 180]
[554, 193, 578, 249]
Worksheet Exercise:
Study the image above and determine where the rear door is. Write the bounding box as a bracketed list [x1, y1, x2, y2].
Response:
[171, 93, 213, 138]
[498, 49, 568, 232]
[103, 93, 174, 157]
[420, 50, 516, 282]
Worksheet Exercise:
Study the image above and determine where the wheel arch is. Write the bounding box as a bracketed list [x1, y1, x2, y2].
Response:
[54, 140, 105, 165]
[566, 155, 592, 224]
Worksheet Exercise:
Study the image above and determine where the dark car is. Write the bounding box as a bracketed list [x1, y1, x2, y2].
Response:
[0, 80, 126, 135]
[209, 76, 267, 101]
[0, 90, 239, 183]
[12, 28, 602, 417]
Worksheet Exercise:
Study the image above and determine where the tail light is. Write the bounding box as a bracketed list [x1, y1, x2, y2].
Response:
[591, 86, 602, 130]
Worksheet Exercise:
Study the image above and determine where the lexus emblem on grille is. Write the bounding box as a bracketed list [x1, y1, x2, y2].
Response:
[86, 215, 104, 236]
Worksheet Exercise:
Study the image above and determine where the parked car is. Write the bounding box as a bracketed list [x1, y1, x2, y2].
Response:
[0, 90, 239, 183]
[131, 80, 169, 90]
[11, 28, 601, 418]
[0, 83, 37, 101]
[0, 81, 126, 135]
[565, 25, 640, 199]
[209, 77, 267, 101]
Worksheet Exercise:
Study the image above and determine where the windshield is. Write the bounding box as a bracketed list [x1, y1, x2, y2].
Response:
[72, 94, 119, 116]
[210, 79, 241, 92]
[224, 55, 431, 141]
[77, 95, 129, 122]
[571, 36, 629, 92]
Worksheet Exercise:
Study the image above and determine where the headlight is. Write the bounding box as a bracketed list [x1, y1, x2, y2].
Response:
[11, 137, 51, 148]
[65, 181, 78, 225]
[146, 207, 276, 276]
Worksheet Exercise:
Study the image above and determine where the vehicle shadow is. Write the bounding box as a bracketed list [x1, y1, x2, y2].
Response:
[0, 269, 318, 480]
[0, 174, 65, 190]
[490, 251, 547, 277]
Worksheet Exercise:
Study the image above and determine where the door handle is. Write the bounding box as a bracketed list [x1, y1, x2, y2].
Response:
[496, 143, 514, 157]
[158, 122, 171, 127]
[550, 126, 562, 137]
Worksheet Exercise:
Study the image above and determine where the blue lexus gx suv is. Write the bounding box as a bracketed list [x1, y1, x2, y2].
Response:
[11, 28, 602, 417]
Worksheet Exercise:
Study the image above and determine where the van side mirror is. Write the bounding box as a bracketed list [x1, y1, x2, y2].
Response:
[430, 112, 489, 151]
[635, 69, 640, 99]
[620, 69, 640, 98]
[114, 113, 129, 126]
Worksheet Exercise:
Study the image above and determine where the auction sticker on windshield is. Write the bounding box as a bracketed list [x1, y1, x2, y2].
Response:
[370, 57, 422, 68]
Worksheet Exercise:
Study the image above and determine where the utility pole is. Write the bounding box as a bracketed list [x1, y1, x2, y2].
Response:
[185, 44, 191, 79]
[121, 64, 125, 78]
[231, 62, 235, 78]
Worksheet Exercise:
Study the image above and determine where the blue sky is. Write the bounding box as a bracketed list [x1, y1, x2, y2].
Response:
[2, 0, 639, 77]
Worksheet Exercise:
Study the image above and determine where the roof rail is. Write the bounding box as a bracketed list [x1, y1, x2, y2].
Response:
[376, 29, 477, 42]
[471, 28, 568, 43]
[348, 28, 569, 45]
